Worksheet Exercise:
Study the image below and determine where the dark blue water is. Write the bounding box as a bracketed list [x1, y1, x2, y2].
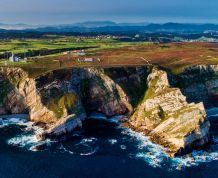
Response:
[0, 118, 218, 178]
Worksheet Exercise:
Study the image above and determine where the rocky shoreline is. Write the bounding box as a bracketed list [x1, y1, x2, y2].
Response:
[1, 65, 218, 156]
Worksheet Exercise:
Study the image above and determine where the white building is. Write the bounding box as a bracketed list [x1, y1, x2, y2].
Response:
[84, 58, 94, 62]
[83, 58, 101, 62]
[9, 52, 21, 62]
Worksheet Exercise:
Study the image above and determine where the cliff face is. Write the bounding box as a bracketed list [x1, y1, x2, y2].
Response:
[0, 67, 135, 138]
[37, 68, 134, 139]
[70, 68, 133, 117]
[0, 68, 87, 139]
[129, 68, 210, 156]
[176, 65, 218, 108]
[0, 67, 56, 123]
[0, 66, 213, 156]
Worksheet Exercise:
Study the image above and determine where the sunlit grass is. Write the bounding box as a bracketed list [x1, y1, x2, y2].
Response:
[0, 37, 150, 56]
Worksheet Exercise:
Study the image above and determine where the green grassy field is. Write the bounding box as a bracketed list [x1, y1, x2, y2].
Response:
[0, 35, 151, 77]
[1, 34, 218, 78]
[0, 35, 146, 58]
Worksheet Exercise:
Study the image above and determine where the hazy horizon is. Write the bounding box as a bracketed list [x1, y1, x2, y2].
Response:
[1, 21, 218, 26]
[0, 0, 218, 25]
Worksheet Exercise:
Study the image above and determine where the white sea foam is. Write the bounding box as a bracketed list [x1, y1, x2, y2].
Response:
[79, 137, 98, 144]
[7, 131, 54, 151]
[77, 137, 99, 156]
[120, 144, 127, 150]
[0, 117, 30, 127]
[59, 144, 74, 155]
[7, 134, 38, 148]
[108, 139, 118, 145]
[122, 128, 218, 170]
[59, 143, 98, 156]
[79, 146, 99, 156]
[2, 115, 218, 170]
[1, 116, 51, 151]
[60, 137, 99, 156]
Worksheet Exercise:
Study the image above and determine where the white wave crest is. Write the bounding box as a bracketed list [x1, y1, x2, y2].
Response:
[108, 139, 118, 145]
[2, 116, 52, 151]
[122, 128, 218, 170]
[0, 117, 31, 128]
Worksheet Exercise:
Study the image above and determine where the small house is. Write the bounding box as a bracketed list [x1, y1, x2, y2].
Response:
[83, 58, 101, 62]
[84, 58, 94, 62]
[9, 52, 21, 62]
[73, 50, 86, 56]
[63, 51, 70, 55]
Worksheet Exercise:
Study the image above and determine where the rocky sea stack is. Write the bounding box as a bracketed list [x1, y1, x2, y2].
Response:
[0, 66, 213, 156]
[129, 68, 210, 156]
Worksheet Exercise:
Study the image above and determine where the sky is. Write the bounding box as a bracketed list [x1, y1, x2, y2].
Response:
[0, 0, 218, 25]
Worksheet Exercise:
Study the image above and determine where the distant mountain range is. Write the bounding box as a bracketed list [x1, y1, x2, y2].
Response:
[0, 23, 41, 30]
[0, 21, 218, 33]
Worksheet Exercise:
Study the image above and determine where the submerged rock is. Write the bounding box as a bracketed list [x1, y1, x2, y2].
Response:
[129, 68, 211, 156]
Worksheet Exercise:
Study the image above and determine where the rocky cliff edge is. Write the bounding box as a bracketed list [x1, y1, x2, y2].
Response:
[129, 68, 210, 156]
[0, 66, 211, 156]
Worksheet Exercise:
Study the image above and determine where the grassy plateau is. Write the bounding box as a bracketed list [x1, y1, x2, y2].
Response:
[0, 34, 218, 77]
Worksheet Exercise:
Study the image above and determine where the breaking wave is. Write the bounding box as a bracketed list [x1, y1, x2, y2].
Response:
[0, 117, 31, 128]
[0, 116, 52, 151]
[2, 115, 218, 171]
[122, 129, 218, 170]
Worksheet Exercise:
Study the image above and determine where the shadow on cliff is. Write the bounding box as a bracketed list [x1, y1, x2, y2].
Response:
[103, 67, 152, 108]
[0, 72, 28, 115]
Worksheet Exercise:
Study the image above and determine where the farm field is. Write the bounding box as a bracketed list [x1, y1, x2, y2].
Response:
[0, 37, 218, 77]
[0, 35, 146, 59]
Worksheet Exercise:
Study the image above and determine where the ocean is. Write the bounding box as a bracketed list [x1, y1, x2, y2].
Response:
[0, 114, 218, 178]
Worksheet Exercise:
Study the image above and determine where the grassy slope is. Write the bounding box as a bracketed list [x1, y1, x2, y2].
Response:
[0, 37, 218, 78]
